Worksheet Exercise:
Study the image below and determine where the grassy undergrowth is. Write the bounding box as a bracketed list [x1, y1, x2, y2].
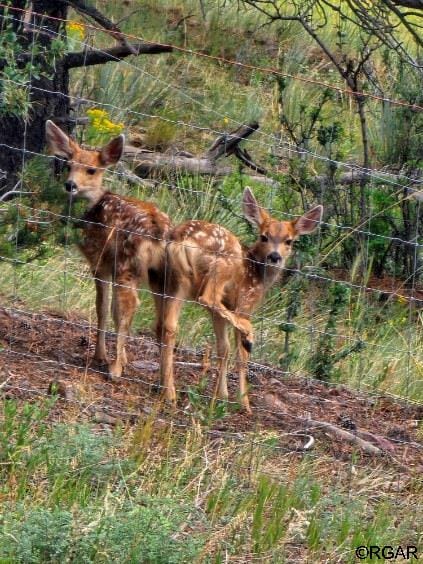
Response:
[0, 399, 421, 563]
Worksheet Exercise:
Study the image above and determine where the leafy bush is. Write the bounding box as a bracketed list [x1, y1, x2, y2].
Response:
[0, 502, 202, 563]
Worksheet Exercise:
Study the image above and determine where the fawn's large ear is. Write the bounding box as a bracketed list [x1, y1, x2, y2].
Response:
[45, 120, 75, 159]
[100, 134, 125, 166]
[294, 205, 323, 235]
[242, 187, 269, 227]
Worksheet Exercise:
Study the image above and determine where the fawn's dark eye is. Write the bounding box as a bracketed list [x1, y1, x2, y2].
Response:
[260, 234, 268, 243]
[285, 239, 293, 246]
[86, 168, 97, 175]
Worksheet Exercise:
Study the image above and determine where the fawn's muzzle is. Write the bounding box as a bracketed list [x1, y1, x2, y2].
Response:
[267, 252, 282, 264]
[64, 180, 78, 194]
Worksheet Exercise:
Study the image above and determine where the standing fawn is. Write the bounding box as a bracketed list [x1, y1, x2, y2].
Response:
[157, 188, 323, 412]
[45, 120, 170, 380]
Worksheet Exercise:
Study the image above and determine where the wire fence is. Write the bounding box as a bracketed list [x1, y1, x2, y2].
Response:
[1, 1, 423, 112]
[0, 4, 422, 451]
[1, 15, 422, 194]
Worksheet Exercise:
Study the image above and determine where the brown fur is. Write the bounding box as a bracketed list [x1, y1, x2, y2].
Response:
[45, 121, 170, 380]
[157, 189, 323, 412]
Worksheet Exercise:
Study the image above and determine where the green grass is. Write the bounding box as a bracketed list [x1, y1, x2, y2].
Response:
[0, 399, 421, 563]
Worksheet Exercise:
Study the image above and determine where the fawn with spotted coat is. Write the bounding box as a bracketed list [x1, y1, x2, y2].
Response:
[45, 120, 170, 380]
[157, 188, 323, 412]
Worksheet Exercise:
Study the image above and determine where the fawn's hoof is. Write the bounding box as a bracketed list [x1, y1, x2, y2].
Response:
[237, 319, 254, 352]
[107, 363, 123, 382]
[104, 373, 114, 382]
[91, 358, 110, 379]
[240, 397, 252, 414]
[241, 336, 253, 353]
[151, 381, 162, 395]
[161, 388, 177, 404]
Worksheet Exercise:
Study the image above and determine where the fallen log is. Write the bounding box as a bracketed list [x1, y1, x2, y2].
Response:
[123, 121, 272, 181]
[264, 393, 384, 455]
[124, 150, 233, 177]
[300, 416, 384, 456]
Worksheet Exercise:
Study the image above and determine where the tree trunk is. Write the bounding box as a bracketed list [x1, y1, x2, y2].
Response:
[356, 96, 370, 224]
[401, 190, 416, 283]
[0, 1, 69, 193]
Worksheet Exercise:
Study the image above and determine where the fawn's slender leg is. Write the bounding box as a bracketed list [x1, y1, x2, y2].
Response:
[198, 260, 253, 345]
[94, 275, 110, 363]
[110, 286, 127, 367]
[235, 328, 252, 413]
[108, 277, 139, 380]
[212, 315, 230, 400]
[148, 267, 165, 346]
[159, 292, 184, 401]
[152, 290, 164, 345]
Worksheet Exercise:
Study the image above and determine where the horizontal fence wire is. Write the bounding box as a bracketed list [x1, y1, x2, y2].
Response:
[1, 2, 423, 112]
[2, 306, 423, 408]
[0, 381, 321, 457]
[2, 346, 422, 451]
[0, 75, 422, 198]
[1, 241, 423, 334]
[0, 141, 422, 255]
[1, 11, 423, 193]
[1, 192, 422, 307]
[0, 302, 415, 366]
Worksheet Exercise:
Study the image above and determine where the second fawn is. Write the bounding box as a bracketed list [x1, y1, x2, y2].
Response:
[157, 188, 323, 412]
[45, 120, 171, 380]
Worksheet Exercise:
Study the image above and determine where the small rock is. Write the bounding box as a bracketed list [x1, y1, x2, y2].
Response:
[79, 335, 89, 347]
[264, 393, 287, 413]
[338, 415, 357, 431]
[93, 411, 118, 425]
[270, 378, 283, 386]
[131, 359, 160, 371]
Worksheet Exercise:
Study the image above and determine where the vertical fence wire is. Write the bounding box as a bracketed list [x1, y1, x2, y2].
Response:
[11, 8, 37, 375]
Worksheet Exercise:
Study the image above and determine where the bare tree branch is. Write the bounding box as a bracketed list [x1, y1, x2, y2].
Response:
[64, 0, 138, 54]
[381, 0, 423, 46]
[391, 0, 423, 8]
[205, 122, 260, 159]
[0, 41, 173, 72]
[64, 42, 173, 69]
[124, 122, 267, 178]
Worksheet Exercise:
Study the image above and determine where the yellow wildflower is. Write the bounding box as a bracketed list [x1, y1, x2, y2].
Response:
[86, 108, 124, 144]
[67, 21, 85, 39]
[87, 108, 108, 119]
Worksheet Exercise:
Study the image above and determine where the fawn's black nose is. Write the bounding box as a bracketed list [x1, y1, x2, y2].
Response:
[64, 180, 77, 193]
[267, 252, 282, 263]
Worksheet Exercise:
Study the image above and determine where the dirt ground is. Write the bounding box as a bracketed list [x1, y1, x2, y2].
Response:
[0, 305, 422, 473]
